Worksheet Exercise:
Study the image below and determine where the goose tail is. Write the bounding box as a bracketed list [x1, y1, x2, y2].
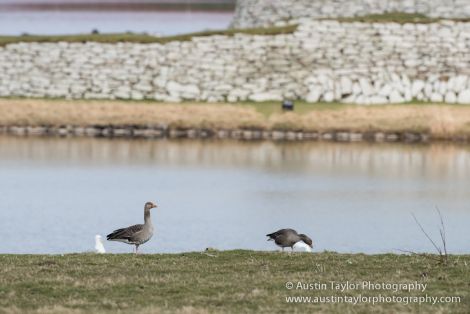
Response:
[107, 228, 126, 241]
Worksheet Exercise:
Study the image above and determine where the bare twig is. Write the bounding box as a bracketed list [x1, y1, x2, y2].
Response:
[411, 213, 442, 255]
[411, 209, 448, 265]
[436, 207, 448, 258]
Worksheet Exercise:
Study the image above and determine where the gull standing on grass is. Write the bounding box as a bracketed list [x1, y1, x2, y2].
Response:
[94, 234, 106, 254]
[107, 201, 157, 254]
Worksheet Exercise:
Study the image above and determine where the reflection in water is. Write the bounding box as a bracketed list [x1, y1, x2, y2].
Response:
[0, 136, 469, 254]
[2, 136, 470, 179]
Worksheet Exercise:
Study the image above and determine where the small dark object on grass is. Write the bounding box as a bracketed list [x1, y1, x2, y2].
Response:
[91, 29, 100, 34]
[282, 100, 294, 111]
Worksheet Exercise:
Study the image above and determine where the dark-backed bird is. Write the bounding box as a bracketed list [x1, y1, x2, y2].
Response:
[107, 201, 157, 254]
[266, 228, 313, 252]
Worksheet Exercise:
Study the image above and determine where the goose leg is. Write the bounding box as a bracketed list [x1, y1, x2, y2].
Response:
[135, 244, 140, 254]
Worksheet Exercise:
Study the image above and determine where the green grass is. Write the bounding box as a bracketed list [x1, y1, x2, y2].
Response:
[1, 12, 468, 46]
[0, 24, 298, 46]
[0, 251, 468, 313]
[329, 12, 470, 24]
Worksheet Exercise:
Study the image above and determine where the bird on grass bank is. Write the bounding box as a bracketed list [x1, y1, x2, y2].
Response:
[266, 229, 313, 252]
[107, 201, 157, 254]
[94, 234, 106, 254]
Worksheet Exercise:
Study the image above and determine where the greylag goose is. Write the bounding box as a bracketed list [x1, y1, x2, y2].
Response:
[266, 229, 313, 252]
[107, 201, 157, 253]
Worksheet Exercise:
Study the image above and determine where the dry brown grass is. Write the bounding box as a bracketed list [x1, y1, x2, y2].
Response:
[0, 99, 265, 130]
[270, 105, 470, 139]
[2, 99, 470, 140]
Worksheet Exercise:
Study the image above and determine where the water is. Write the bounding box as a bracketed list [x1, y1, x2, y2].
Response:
[0, 136, 469, 255]
[0, 1, 234, 36]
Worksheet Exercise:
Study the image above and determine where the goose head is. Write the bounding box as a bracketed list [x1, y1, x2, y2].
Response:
[299, 234, 313, 248]
[145, 201, 158, 210]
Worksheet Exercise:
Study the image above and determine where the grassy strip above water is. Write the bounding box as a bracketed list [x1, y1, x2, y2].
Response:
[2, 99, 470, 140]
[0, 24, 298, 46]
[0, 251, 468, 313]
[326, 12, 470, 24]
[1, 12, 470, 46]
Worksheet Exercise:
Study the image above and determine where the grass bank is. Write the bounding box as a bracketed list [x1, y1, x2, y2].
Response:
[0, 251, 468, 313]
[0, 25, 297, 46]
[1, 13, 469, 46]
[2, 99, 470, 141]
[329, 12, 470, 24]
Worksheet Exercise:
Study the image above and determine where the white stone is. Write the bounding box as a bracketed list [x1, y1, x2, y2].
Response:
[444, 92, 457, 103]
[454, 75, 468, 93]
[342, 94, 356, 103]
[306, 90, 321, 103]
[131, 91, 144, 100]
[249, 92, 283, 102]
[227, 95, 238, 102]
[339, 76, 352, 94]
[457, 90, 470, 104]
[115, 90, 130, 99]
[389, 90, 405, 103]
[322, 91, 335, 102]
[379, 84, 393, 97]
[424, 83, 434, 98]
[153, 78, 167, 88]
[359, 78, 374, 96]
[430, 93, 443, 103]
[368, 96, 389, 104]
[153, 93, 167, 101]
[164, 95, 182, 103]
[403, 88, 413, 102]
[166, 81, 200, 98]
[411, 80, 425, 97]
[352, 82, 362, 95]
[355, 95, 366, 104]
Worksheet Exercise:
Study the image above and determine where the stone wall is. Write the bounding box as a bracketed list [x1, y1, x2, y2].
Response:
[231, 0, 470, 28]
[2, 21, 470, 104]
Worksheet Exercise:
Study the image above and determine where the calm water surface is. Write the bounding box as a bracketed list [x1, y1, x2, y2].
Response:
[0, 1, 234, 35]
[0, 136, 469, 254]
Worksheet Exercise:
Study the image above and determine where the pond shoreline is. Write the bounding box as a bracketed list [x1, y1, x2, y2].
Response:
[2, 99, 470, 143]
[0, 124, 439, 143]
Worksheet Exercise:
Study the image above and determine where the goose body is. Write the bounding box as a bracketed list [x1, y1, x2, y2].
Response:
[107, 201, 157, 253]
[266, 228, 313, 252]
